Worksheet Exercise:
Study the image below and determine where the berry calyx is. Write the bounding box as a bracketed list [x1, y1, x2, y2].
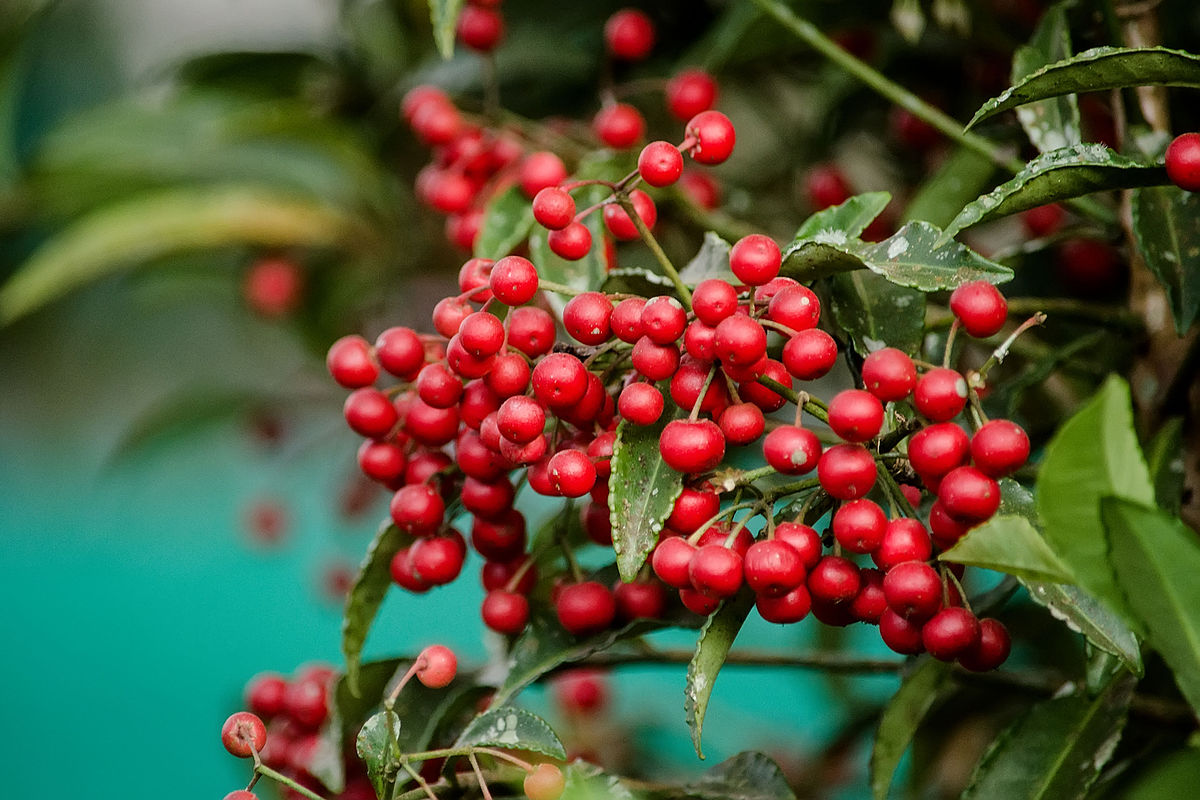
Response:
[415, 644, 458, 688]
[221, 711, 267, 758]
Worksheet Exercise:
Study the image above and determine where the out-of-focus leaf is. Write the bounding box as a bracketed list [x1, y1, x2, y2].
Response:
[686, 751, 797, 800]
[454, 706, 566, 759]
[678, 231, 734, 284]
[428, 0, 465, 60]
[1117, 748, 1200, 800]
[685, 591, 755, 759]
[1132, 184, 1200, 334]
[940, 515, 1073, 583]
[1011, 3, 1081, 154]
[0, 186, 369, 325]
[174, 50, 336, 97]
[474, 185, 535, 260]
[343, 522, 413, 695]
[311, 658, 402, 793]
[609, 408, 685, 582]
[561, 762, 640, 800]
[903, 147, 996, 227]
[871, 659, 954, 800]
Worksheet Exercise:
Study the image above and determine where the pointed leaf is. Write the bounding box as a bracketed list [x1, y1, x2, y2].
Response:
[356, 710, 402, 799]
[941, 144, 1165, 242]
[939, 515, 1074, 583]
[824, 271, 925, 358]
[1020, 580, 1142, 676]
[678, 231, 734, 284]
[311, 658, 402, 792]
[474, 185, 536, 260]
[343, 522, 413, 695]
[454, 707, 566, 760]
[685, 590, 755, 759]
[961, 676, 1134, 800]
[1102, 498, 1200, 717]
[601, 267, 677, 296]
[687, 751, 797, 800]
[427, 0, 465, 59]
[855, 221, 1014, 290]
[1036, 375, 1154, 620]
[969, 46, 1200, 130]
[1011, 3, 1082, 154]
[609, 408, 686, 582]
[791, 192, 893, 242]
[1132, 184, 1200, 334]
[870, 659, 954, 800]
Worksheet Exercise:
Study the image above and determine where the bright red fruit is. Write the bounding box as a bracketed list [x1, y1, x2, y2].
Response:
[827, 389, 885, 442]
[922, 607, 981, 661]
[594, 103, 646, 149]
[666, 69, 717, 121]
[744, 539, 805, 597]
[914, 368, 968, 421]
[222, 712, 267, 758]
[817, 444, 877, 499]
[604, 8, 655, 60]
[1165, 132, 1200, 191]
[729, 234, 782, 285]
[686, 111, 736, 165]
[638, 140, 684, 186]
[762, 425, 821, 474]
[861, 348, 916, 401]
[556, 581, 617, 635]
[970, 419, 1030, 477]
[659, 419, 726, 473]
[949, 281, 1008, 338]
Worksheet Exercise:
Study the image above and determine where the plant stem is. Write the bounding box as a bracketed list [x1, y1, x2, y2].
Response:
[615, 194, 693, 308]
[756, 375, 829, 423]
[764, 476, 822, 503]
[256, 765, 333, 800]
[537, 279, 584, 297]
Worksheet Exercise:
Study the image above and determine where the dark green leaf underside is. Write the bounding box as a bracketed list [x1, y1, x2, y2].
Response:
[685, 591, 756, 759]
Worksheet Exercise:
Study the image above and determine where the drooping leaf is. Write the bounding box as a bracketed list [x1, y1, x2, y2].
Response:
[1132, 184, 1200, 334]
[939, 515, 1074, 583]
[474, 185, 536, 260]
[940, 145, 1164, 242]
[600, 267, 677, 297]
[678, 231, 734, 284]
[686, 751, 798, 800]
[968, 46, 1200, 130]
[175, 50, 337, 98]
[454, 706, 566, 760]
[1146, 417, 1186, 515]
[427, 0, 465, 59]
[823, 271, 925, 358]
[1102, 498, 1200, 717]
[0, 186, 368, 325]
[356, 710, 402, 799]
[903, 146, 997, 227]
[1011, 3, 1081, 154]
[343, 522, 412, 695]
[685, 591, 755, 759]
[854, 221, 1013, 290]
[791, 192, 893, 242]
[311, 658, 403, 793]
[1036, 375, 1154, 621]
[870, 659, 954, 800]
[1020, 580, 1142, 676]
[960, 675, 1134, 800]
[106, 388, 274, 463]
[609, 408, 685, 582]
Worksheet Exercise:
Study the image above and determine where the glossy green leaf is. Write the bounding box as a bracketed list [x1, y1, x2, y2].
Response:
[685, 590, 755, 759]
[356, 710, 402, 799]
[454, 706, 566, 760]
[678, 231, 734, 284]
[609, 408, 685, 582]
[903, 146, 997, 227]
[940, 515, 1073, 583]
[1020, 580, 1142, 676]
[311, 659, 402, 792]
[343, 522, 412, 695]
[961, 676, 1135, 800]
[1103, 498, 1200, 717]
[1037, 375, 1154, 620]
[941, 144, 1166, 242]
[1117, 748, 1200, 800]
[791, 192, 892, 242]
[1132, 184, 1200, 334]
[600, 267, 676, 297]
[427, 0, 465, 59]
[1011, 3, 1081, 154]
[1146, 417, 1186, 515]
[870, 659, 954, 800]
[969, 46, 1200, 130]
[0, 186, 366, 325]
[824, 271, 925, 358]
[686, 751, 797, 800]
[474, 185, 535, 260]
[855, 222, 1013, 290]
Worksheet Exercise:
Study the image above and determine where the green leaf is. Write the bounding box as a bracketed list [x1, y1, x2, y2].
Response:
[941, 144, 1166, 242]
[1146, 417, 1186, 515]
[678, 231, 734, 284]
[903, 146, 997, 227]
[961, 675, 1135, 800]
[823, 271, 925, 358]
[686, 751, 797, 800]
[1132, 184, 1200, 334]
[1020, 580, 1142, 676]
[1117, 748, 1200, 800]
[1036, 375, 1154, 620]
[343, 522, 412, 695]
[870, 659, 954, 800]
[311, 659, 402, 793]
[969, 46, 1200, 130]
[454, 706, 566, 760]
[0, 185, 367, 325]
[1103, 498, 1200, 717]
[854, 222, 1013, 290]
[1011, 3, 1081, 154]
[528, 183, 608, 314]
[939, 515, 1074, 583]
[561, 762, 640, 800]
[474, 185, 536, 260]
[685, 591, 755, 759]
[356, 710, 402, 799]
[427, 0, 465, 60]
[600, 267, 676, 297]
[608, 408, 685, 582]
[791, 192, 893, 242]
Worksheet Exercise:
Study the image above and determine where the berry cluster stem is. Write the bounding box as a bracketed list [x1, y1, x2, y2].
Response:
[254, 764, 332, 800]
[614, 193, 693, 308]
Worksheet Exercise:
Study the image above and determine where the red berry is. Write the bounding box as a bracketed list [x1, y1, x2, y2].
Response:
[548, 449, 598, 497]
[665, 69, 717, 121]
[774, 522, 822, 570]
[756, 584, 812, 623]
[357, 440, 407, 485]
[533, 187, 576, 230]
[929, 499, 971, 548]
[668, 486, 720, 533]
[604, 8, 655, 60]
[817, 444, 877, 500]
[471, 511, 527, 560]
[244, 256, 302, 317]
[680, 170, 722, 209]
[410, 535, 466, 585]
[552, 668, 609, 715]
[619, 382, 665, 425]
[683, 321, 717, 360]
[938, 466, 1000, 522]
[245, 673, 288, 718]
[783, 329, 839, 380]
[762, 425, 821, 475]
[850, 567, 888, 623]
[446, 209, 483, 250]
[390, 547, 431, 593]
[402, 85, 450, 121]
[729, 234, 781, 285]
[222, 712, 267, 758]
[832, 498, 888, 554]
[949, 281, 1008, 338]
[375, 327, 426, 379]
[718, 402, 765, 445]
[594, 103, 646, 149]
[686, 110, 736, 165]
[970, 419, 1030, 477]
[432, 297, 472, 339]
[485, 353, 531, 398]
[659, 419, 726, 473]
[417, 363, 464, 408]
[807, 556, 861, 605]
[603, 189, 657, 241]
[519, 151, 568, 198]
[827, 389, 885, 442]
[914, 368, 968, 422]
[873, 518, 933, 570]
[611, 297, 647, 342]
[744, 539, 805, 597]
[879, 608, 925, 654]
[767, 285, 821, 331]
[390, 484, 445, 534]
[563, 291, 614, 345]
[922, 607, 981, 661]
[1021, 203, 1066, 238]
[416, 644, 457, 688]
[524, 763, 567, 800]
[327, 335, 379, 388]
[640, 295, 687, 344]
[714, 314, 767, 367]
[908, 422, 971, 478]
[531, 353, 588, 408]
[631, 336, 680, 380]
[224, 792, 258, 800]
[556, 581, 617, 635]
[652, 535, 697, 588]
[883, 561, 942, 621]
[403, 397, 461, 445]
[482, 590, 530, 635]
[805, 164, 852, 210]
[861, 348, 916, 401]
[456, 5, 504, 51]
[548, 222, 593, 260]
[344, 388, 399, 439]
[680, 587, 721, 616]
[489, 256, 539, 305]
[1165, 132, 1200, 192]
[1055, 238, 1124, 298]
[614, 579, 667, 621]
[738, 359, 792, 413]
[692, 279, 739, 326]
[689, 544, 744, 597]
[410, 100, 461, 146]
[958, 618, 1012, 671]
